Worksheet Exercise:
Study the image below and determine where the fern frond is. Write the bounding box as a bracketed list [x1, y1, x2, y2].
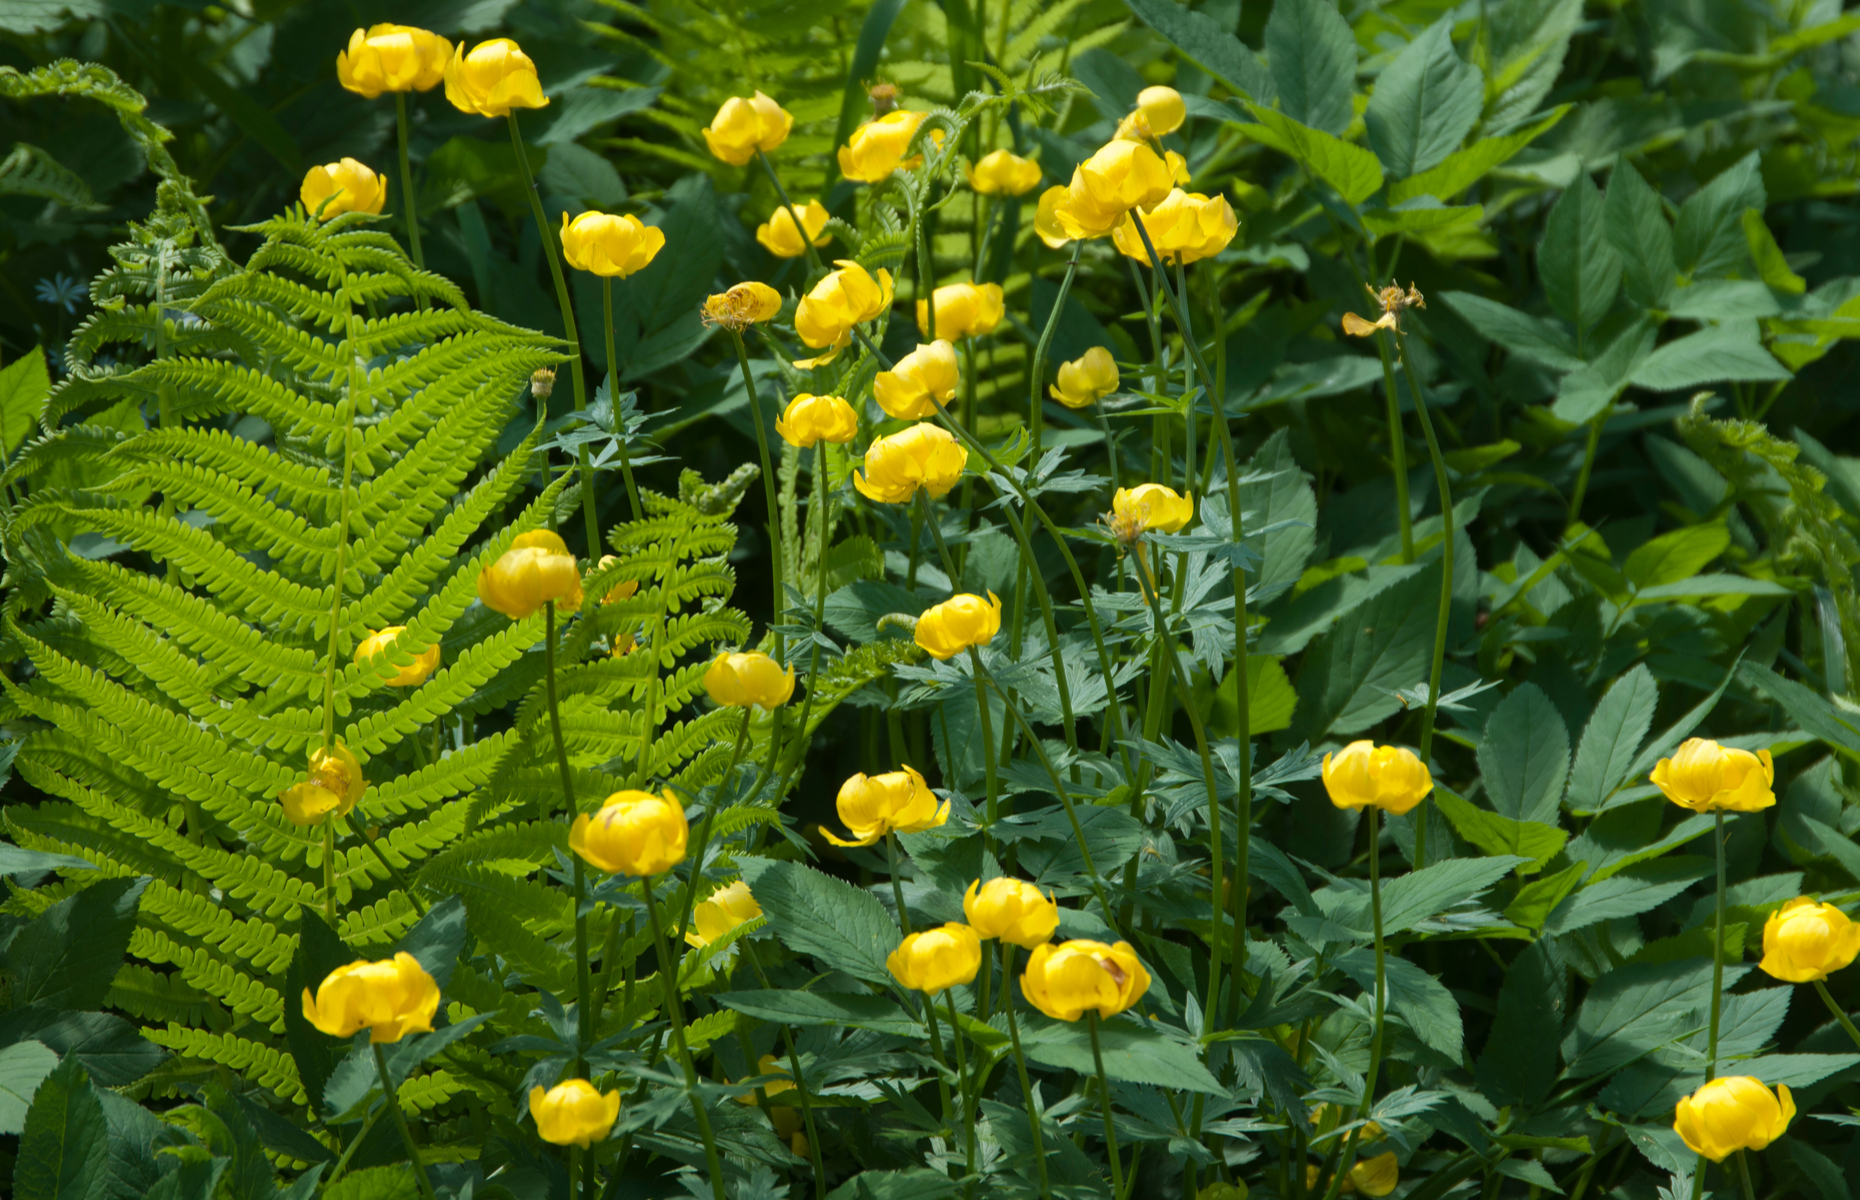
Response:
[131, 926, 285, 1028]
[143, 1025, 305, 1104]
[366, 730, 522, 817]
[110, 963, 211, 1026]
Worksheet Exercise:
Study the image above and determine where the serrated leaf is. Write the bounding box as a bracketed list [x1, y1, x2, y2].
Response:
[737, 858, 898, 985]
[1432, 784, 1567, 871]
[1363, 18, 1484, 178]
[1018, 1015, 1226, 1094]
[0, 1042, 59, 1136]
[1622, 522, 1728, 589]
[1390, 105, 1570, 204]
[15, 1058, 108, 1200]
[1477, 683, 1570, 825]
[1476, 940, 1566, 1107]
[1742, 208, 1805, 295]
[1439, 291, 1581, 370]
[1, 345, 51, 455]
[1628, 330, 1791, 391]
[1124, 0, 1274, 101]
[1604, 158, 1677, 308]
[1541, 173, 1621, 340]
[1242, 102, 1384, 205]
[1335, 948, 1463, 1058]
[1567, 665, 1659, 811]
[1674, 151, 1765, 282]
[712, 989, 924, 1036]
[1264, 0, 1355, 137]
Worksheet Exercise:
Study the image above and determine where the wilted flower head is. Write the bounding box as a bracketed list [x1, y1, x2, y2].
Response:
[1343, 281, 1426, 336]
[703, 282, 782, 330]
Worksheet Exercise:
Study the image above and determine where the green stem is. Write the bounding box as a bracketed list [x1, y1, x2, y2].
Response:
[885, 832, 912, 937]
[342, 814, 426, 915]
[743, 944, 826, 1200]
[1393, 328, 1450, 869]
[969, 645, 999, 843]
[1327, 806, 1388, 1198]
[674, 707, 753, 944]
[394, 93, 424, 271]
[779, 443, 837, 790]
[1027, 253, 1081, 464]
[1375, 337, 1413, 563]
[546, 605, 595, 1069]
[374, 1044, 439, 1200]
[1001, 944, 1051, 1199]
[1735, 1149, 1757, 1200]
[1707, 809, 1726, 1081]
[1813, 978, 1860, 1050]
[730, 327, 786, 664]
[921, 990, 958, 1158]
[603, 277, 643, 521]
[945, 990, 977, 1181]
[1569, 412, 1605, 528]
[756, 148, 828, 278]
[1088, 1013, 1123, 1197]
[642, 878, 729, 1200]
[322, 819, 336, 926]
[917, 490, 960, 584]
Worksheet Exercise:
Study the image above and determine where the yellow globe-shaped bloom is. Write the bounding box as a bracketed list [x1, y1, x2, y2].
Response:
[757, 199, 831, 258]
[874, 340, 960, 421]
[965, 149, 1043, 196]
[1673, 1076, 1794, 1162]
[1113, 189, 1238, 265]
[853, 423, 967, 504]
[823, 765, 947, 847]
[1759, 897, 1860, 982]
[561, 212, 664, 278]
[336, 25, 452, 98]
[477, 529, 583, 619]
[529, 1079, 621, 1148]
[444, 38, 549, 118]
[839, 110, 936, 182]
[302, 952, 439, 1044]
[355, 626, 440, 687]
[1112, 484, 1194, 535]
[1135, 86, 1186, 136]
[887, 923, 983, 993]
[301, 159, 386, 221]
[1034, 184, 1073, 249]
[793, 260, 895, 361]
[686, 880, 762, 948]
[570, 790, 689, 876]
[279, 742, 366, 827]
[963, 877, 1060, 949]
[1021, 939, 1151, 1021]
[776, 393, 858, 448]
[914, 282, 1005, 341]
[1651, 738, 1775, 812]
[1321, 741, 1433, 815]
[703, 650, 795, 709]
[702, 91, 793, 166]
[1051, 347, 1120, 409]
[914, 591, 1001, 660]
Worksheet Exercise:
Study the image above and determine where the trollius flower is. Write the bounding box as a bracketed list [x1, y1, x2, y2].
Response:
[824, 765, 947, 846]
[1651, 738, 1775, 813]
[1021, 939, 1151, 1021]
[1673, 1076, 1794, 1161]
[302, 952, 439, 1043]
[570, 790, 690, 876]
[1759, 897, 1860, 982]
[964, 878, 1060, 949]
[1321, 741, 1433, 815]
[529, 1079, 621, 1148]
[887, 923, 983, 993]
[914, 591, 1001, 660]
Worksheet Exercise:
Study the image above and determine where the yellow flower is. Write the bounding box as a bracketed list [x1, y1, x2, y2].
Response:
[963, 878, 1060, 949]
[1113, 189, 1238, 264]
[874, 340, 960, 420]
[794, 260, 894, 364]
[853, 423, 967, 504]
[444, 38, 548, 118]
[1166, 149, 1191, 185]
[965, 149, 1043, 196]
[686, 880, 762, 948]
[355, 626, 440, 687]
[1307, 1153, 1399, 1197]
[776, 393, 858, 448]
[1020, 939, 1151, 1021]
[702, 91, 793, 166]
[838, 109, 937, 182]
[279, 742, 366, 827]
[1321, 741, 1433, 816]
[1674, 1076, 1794, 1162]
[1759, 897, 1860, 982]
[1309, 1103, 1385, 1144]
[595, 556, 640, 605]
[301, 952, 439, 1043]
[703, 282, 783, 330]
[478, 529, 583, 620]
[301, 159, 386, 221]
[823, 765, 947, 847]
[570, 790, 689, 876]
[914, 591, 1001, 660]
[757, 199, 831, 258]
[529, 1080, 621, 1148]
[1050, 347, 1120, 408]
[561, 212, 664, 278]
[1112, 484, 1194, 536]
[887, 923, 983, 993]
[1056, 140, 1172, 241]
[1034, 185, 1073, 249]
[703, 650, 795, 708]
[1651, 738, 1775, 813]
[1343, 282, 1426, 337]
[734, 1054, 796, 1102]
[1135, 86, 1186, 136]
[336, 25, 452, 98]
[914, 282, 1004, 341]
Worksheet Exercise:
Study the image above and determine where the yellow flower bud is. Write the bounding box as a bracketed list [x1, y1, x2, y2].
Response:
[887, 923, 983, 993]
[823, 765, 948, 847]
[355, 626, 441, 687]
[570, 790, 689, 876]
[1314, 1151, 1397, 1197]
[1020, 938, 1151, 1021]
[776, 393, 858, 448]
[965, 149, 1043, 196]
[301, 951, 439, 1043]
[838, 109, 938, 182]
[914, 282, 1004, 341]
[853, 422, 967, 505]
[1112, 484, 1194, 535]
[336, 25, 451, 98]
[756, 199, 831, 258]
[686, 880, 762, 948]
[1674, 1076, 1794, 1162]
[703, 281, 783, 329]
[301, 159, 386, 221]
[874, 340, 961, 420]
[734, 1054, 796, 1102]
[1651, 738, 1775, 813]
[1050, 346, 1119, 409]
[1034, 185, 1073, 249]
[703, 650, 795, 708]
[963, 877, 1060, 949]
[794, 260, 895, 362]
[914, 591, 1001, 660]
[444, 38, 549, 118]
[529, 1079, 621, 1148]
[279, 742, 366, 827]
[561, 211, 664, 278]
[702, 91, 793, 166]
[1759, 897, 1860, 982]
[477, 529, 583, 620]
[1321, 741, 1432, 816]
[1135, 86, 1186, 136]
[1113, 189, 1238, 265]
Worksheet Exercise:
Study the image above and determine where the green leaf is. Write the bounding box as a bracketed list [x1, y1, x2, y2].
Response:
[1432, 784, 1567, 871]
[1551, 318, 1656, 424]
[1486, 0, 1581, 129]
[537, 142, 626, 210]
[1628, 573, 1790, 604]
[1242, 102, 1384, 205]
[1622, 522, 1728, 589]
[825, 1168, 963, 1200]
[738, 858, 899, 985]
[1017, 1015, 1226, 1094]
[1790, 1138, 1857, 1200]
[1567, 665, 1659, 811]
[1293, 562, 1438, 737]
[1604, 157, 1677, 308]
[1737, 661, 1860, 758]
[1361, 201, 1484, 235]
[1439, 291, 1580, 370]
[1, 346, 51, 455]
[1247, 655, 1297, 735]
[1674, 151, 1764, 282]
[1337, 854, 1528, 937]
[27, 1012, 162, 1088]
[7, 877, 145, 1012]
[1477, 683, 1570, 825]
[712, 990, 924, 1036]
[1476, 940, 1567, 1107]
[1124, 0, 1274, 101]
[1241, 427, 1318, 591]
[0, 1041, 59, 1136]
[1542, 857, 1713, 935]
[1666, 280, 1781, 321]
[323, 1165, 419, 1200]
[1628, 329, 1791, 391]
[1540, 174, 1621, 340]
[1263, 0, 1355, 137]
[15, 1058, 108, 1200]
[392, 895, 467, 992]
[1798, 816, 1860, 886]
[1563, 958, 1746, 1079]
[1742, 209, 1805, 294]
[1389, 106, 1570, 204]
[1335, 948, 1463, 1058]
[284, 910, 356, 1121]
[1363, 18, 1484, 178]
[0, 842, 94, 876]
[1503, 861, 1586, 931]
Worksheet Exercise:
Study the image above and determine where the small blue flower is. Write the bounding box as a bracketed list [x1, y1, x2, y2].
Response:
[34, 273, 85, 315]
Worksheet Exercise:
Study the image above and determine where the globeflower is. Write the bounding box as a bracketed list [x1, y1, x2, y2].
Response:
[561, 212, 664, 278]
[302, 952, 439, 1043]
[703, 282, 782, 330]
[1113, 189, 1238, 264]
[1321, 741, 1433, 815]
[823, 765, 947, 846]
[336, 25, 452, 98]
[793, 260, 894, 365]
[570, 790, 689, 876]
[1034, 185, 1073, 248]
[839, 109, 936, 182]
[703, 650, 795, 709]
[1111, 484, 1194, 537]
[529, 1080, 621, 1148]
[1021, 939, 1151, 1021]
[444, 39, 548, 118]
[853, 423, 967, 504]
[1054, 140, 1172, 240]
[915, 282, 1004, 341]
[965, 149, 1043, 196]
[1673, 1076, 1794, 1161]
[1135, 86, 1186, 136]
[874, 340, 960, 420]
[776, 393, 858, 448]
[914, 592, 1001, 660]
[301, 159, 386, 221]
[279, 742, 366, 827]
[963, 878, 1060, 949]
[686, 880, 762, 948]
[355, 626, 440, 687]
[1759, 897, 1860, 982]
[478, 529, 583, 620]
[1651, 738, 1775, 813]
[1050, 347, 1119, 409]
[702, 91, 793, 166]
[757, 199, 831, 258]
[888, 924, 983, 993]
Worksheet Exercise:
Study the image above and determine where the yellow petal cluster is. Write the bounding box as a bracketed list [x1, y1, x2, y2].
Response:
[963, 877, 1060, 949]
[562, 212, 664, 278]
[570, 790, 689, 876]
[1651, 738, 1775, 812]
[355, 626, 440, 687]
[1113, 189, 1238, 264]
[1112, 484, 1194, 535]
[1051, 347, 1119, 409]
[757, 199, 831, 258]
[686, 880, 762, 948]
[1673, 1076, 1794, 1161]
[887, 923, 983, 993]
[703, 650, 795, 708]
[337, 25, 452, 98]
[702, 92, 793, 166]
[1021, 939, 1151, 1021]
[839, 110, 936, 182]
[874, 340, 960, 420]
[794, 260, 894, 360]
[301, 952, 439, 1044]
[444, 39, 548, 117]
[279, 742, 366, 827]
[478, 529, 583, 620]
[1759, 897, 1860, 982]
[915, 282, 1004, 341]
[776, 393, 858, 448]
[823, 765, 947, 847]
[1321, 741, 1432, 815]
[301, 159, 386, 221]
[854, 423, 967, 504]
[1053, 141, 1173, 240]
[914, 591, 1001, 660]
[1134, 86, 1186, 136]
[529, 1080, 621, 1148]
[1308, 1152, 1399, 1197]
[965, 149, 1043, 196]
[703, 282, 782, 329]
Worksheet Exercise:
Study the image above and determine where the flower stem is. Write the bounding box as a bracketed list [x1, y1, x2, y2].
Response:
[674, 708, 752, 944]
[1327, 806, 1388, 1198]
[779, 443, 836, 790]
[945, 990, 977, 1181]
[393, 93, 424, 271]
[756, 149, 827, 278]
[1373, 339, 1412, 564]
[546, 604, 595, 1069]
[968, 644, 998, 839]
[1027, 253, 1081, 464]
[642, 877, 729, 1200]
[1001, 944, 1051, 1198]
[921, 991, 958, 1160]
[1707, 809, 1727, 1082]
[743, 941, 827, 1200]
[1392, 327, 1450, 869]
[1568, 413, 1606, 529]
[730, 328, 786, 665]
[1087, 1013, 1123, 1197]
[373, 1043, 439, 1200]
[1735, 1149, 1757, 1200]
[885, 831, 912, 937]
[602, 277, 643, 521]
[1813, 978, 1860, 1050]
